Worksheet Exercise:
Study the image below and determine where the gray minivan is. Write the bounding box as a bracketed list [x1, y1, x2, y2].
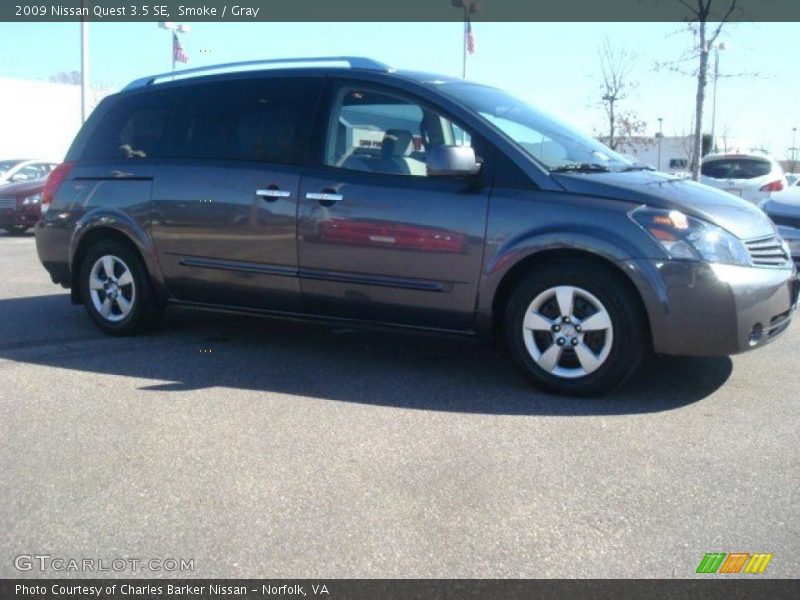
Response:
[35, 57, 799, 396]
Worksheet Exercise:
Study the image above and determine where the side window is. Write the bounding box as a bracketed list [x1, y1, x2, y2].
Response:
[83, 90, 178, 160]
[170, 77, 323, 164]
[325, 84, 475, 177]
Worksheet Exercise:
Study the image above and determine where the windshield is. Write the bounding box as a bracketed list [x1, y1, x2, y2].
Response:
[437, 82, 633, 172]
[0, 160, 19, 176]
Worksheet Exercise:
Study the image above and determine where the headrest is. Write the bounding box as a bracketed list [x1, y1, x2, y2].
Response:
[381, 129, 413, 158]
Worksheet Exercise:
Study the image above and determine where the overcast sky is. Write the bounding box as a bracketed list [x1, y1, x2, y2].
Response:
[1, 21, 797, 157]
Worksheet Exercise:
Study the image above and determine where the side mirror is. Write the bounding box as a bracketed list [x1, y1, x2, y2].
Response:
[427, 145, 482, 177]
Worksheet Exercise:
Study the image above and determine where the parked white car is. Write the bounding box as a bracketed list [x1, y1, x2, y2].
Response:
[700, 152, 787, 204]
[0, 159, 58, 186]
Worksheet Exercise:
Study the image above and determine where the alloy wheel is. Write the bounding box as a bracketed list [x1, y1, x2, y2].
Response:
[521, 285, 614, 379]
[88, 254, 136, 322]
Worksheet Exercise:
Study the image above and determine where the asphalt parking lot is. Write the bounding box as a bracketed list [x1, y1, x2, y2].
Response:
[0, 230, 798, 579]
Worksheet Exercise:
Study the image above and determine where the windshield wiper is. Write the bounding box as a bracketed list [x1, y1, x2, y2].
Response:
[550, 162, 611, 173]
[620, 163, 656, 172]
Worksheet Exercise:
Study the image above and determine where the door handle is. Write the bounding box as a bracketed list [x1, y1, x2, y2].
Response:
[256, 188, 291, 200]
[306, 191, 343, 206]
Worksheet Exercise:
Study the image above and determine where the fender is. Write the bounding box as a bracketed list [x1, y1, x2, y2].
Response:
[475, 224, 671, 340]
[69, 208, 168, 302]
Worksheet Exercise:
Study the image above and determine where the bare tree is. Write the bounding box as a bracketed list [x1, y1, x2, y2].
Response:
[48, 71, 82, 85]
[598, 36, 638, 150]
[661, 0, 740, 180]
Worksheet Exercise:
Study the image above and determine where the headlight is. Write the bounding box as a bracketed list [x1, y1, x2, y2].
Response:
[631, 207, 752, 267]
[22, 192, 42, 205]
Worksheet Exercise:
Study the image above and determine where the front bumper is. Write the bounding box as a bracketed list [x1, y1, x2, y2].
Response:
[0, 205, 41, 228]
[626, 258, 798, 356]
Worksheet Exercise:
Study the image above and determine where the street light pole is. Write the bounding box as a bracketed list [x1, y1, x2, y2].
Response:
[792, 126, 798, 173]
[710, 42, 726, 154]
[657, 117, 663, 171]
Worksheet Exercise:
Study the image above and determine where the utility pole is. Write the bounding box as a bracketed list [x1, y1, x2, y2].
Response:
[792, 127, 798, 173]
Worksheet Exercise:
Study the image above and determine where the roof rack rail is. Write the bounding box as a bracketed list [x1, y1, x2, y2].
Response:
[123, 56, 392, 90]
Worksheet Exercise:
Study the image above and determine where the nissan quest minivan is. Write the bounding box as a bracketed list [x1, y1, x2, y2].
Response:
[35, 57, 799, 396]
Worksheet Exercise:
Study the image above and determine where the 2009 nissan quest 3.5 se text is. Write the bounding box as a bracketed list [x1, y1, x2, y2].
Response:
[35, 57, 800, 396]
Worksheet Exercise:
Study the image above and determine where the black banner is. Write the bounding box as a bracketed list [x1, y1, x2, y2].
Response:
[4, 0, 800, 23]
[2, 579, 800, 600]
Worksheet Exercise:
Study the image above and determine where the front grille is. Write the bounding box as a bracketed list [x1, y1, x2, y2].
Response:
[769, 214, 800, 229]
[768, 309, 792, 338]
[0, 197, 16, 209]
[745, 235, 791, 267]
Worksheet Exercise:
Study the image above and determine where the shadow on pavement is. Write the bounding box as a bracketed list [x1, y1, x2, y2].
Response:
[0, 229, 35, 238]
[0, 293, 733, 416]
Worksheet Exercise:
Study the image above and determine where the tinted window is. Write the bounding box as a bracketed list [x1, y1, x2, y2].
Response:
[701, 158, 771, 179]
[83, 90, 178, 159]
[325, 84, 477, 177]
[669, 158, 688, 169]
[83, 77, 323, 164]
[170, 77, 323, 164]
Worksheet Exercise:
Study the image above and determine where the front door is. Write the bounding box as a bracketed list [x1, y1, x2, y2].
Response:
[151, 75, 324, 311]
[297, 81, 490, 331]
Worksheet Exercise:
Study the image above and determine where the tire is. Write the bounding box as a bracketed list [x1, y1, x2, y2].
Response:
[504, 260, 648, 397]
[79, 239, 159, 335]
[4, 225, 29, 235]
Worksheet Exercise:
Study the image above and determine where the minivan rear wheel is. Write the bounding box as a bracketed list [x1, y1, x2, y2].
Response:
[79, 240, 158, 335]
[505, 261, 647, 397]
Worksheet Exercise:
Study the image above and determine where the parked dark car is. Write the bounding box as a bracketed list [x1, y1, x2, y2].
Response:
[0, 177, 47, 234]
[34, 57, 799, 396]
[761, 188, 800, 267]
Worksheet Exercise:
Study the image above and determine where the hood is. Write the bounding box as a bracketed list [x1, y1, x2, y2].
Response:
[551, 170, 775, 240]
[762, 187, 800, 218]
[0, 178, 46, 197]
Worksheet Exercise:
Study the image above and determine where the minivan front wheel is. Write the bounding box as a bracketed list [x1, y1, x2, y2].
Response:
[79, 240, 158, 335]
[505, 261, 647, 396]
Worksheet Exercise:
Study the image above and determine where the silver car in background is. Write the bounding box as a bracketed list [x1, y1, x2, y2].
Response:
[701, 152, 787, 204]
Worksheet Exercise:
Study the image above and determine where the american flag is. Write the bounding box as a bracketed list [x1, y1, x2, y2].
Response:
[173, 32, 189, 64]
[466, 16, 475, 55]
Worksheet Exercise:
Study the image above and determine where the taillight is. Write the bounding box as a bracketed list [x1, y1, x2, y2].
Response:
[759, 180, 784, 192]
[41, 161, 74, 212]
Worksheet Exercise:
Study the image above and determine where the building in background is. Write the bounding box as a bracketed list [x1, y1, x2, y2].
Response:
[611, 135, 693, 175]
[0, 78, 109, 160]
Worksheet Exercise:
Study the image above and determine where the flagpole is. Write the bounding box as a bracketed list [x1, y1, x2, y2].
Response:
[79, 0, 88, 123]
[462, 7, 467, 79]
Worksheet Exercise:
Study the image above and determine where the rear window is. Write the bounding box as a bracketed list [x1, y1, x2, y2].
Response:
[82, 90, 178, 160]
[701, 158, 772, 179]
[82, 77, 323, 165]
